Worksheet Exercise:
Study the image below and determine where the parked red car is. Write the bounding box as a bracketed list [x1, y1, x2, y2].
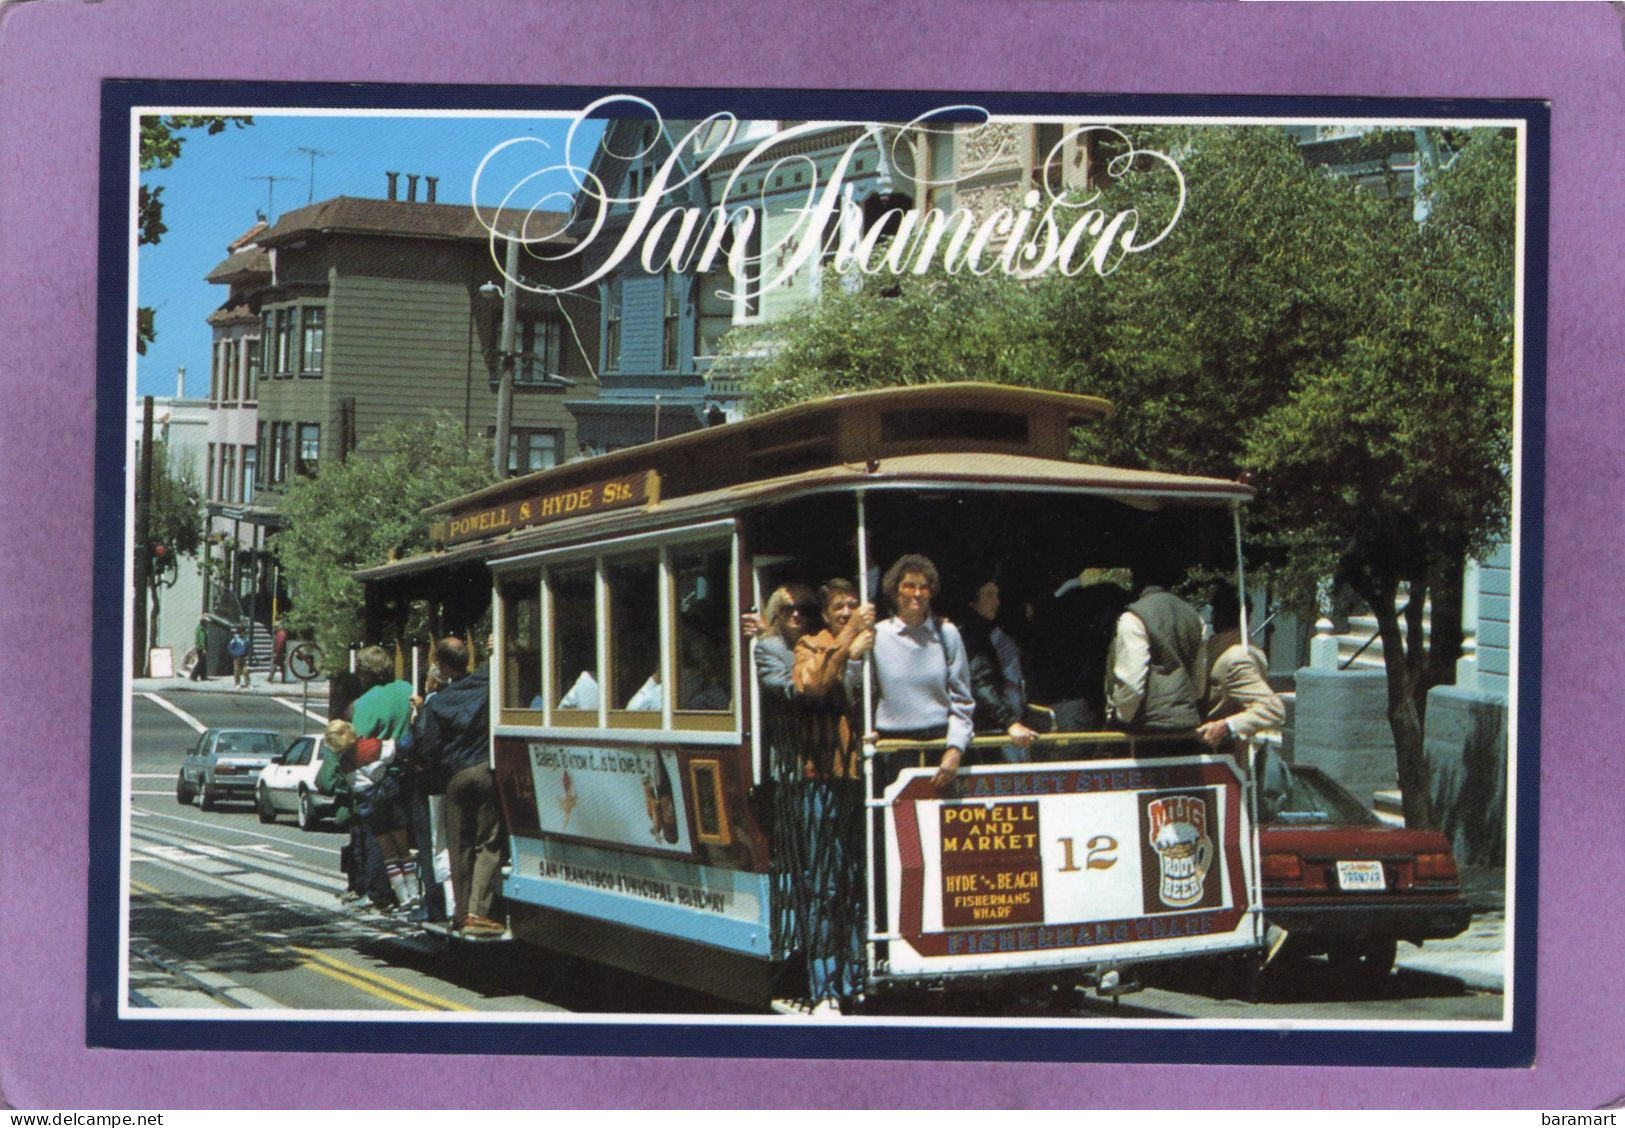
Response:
[1259, 761, 1472, 983]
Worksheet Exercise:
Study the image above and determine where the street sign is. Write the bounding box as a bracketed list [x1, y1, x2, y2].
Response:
[289, 642, 322, 682]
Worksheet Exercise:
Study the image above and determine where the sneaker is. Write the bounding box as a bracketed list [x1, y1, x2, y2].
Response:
[336, 890, 363, 905]
[810, 998, 842, 1016]
[401, 904, 431, 925]
[460, 914, 506, 937]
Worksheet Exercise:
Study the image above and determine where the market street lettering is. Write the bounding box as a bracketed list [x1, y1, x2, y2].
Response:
[950, 767, 1162, 800]
[473, 98, 1186, 306]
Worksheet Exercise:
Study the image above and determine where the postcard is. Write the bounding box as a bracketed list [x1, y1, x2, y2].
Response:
[99, 83, 1540, 1059]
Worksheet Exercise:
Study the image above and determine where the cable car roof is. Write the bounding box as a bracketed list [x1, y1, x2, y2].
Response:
[357, 445, 1252, 584]
[423, 382, 1115, 518]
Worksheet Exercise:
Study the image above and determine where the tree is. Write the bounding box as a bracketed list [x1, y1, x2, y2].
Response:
[729, 124, 1516, 828]
[274, 415, 498, 670]
[734, 264, 1059, 413]
[1242, 129, 1515, 827]
[140, 442, 204, 658]
[137, 115, 253, 354]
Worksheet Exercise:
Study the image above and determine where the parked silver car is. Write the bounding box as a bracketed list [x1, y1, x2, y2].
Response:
[176, 728, 284, 810]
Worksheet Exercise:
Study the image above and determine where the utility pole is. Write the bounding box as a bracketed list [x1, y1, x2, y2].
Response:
[245, 174, 297, 223]
[133, 396, 154, 674]
[293, 146, 334, 204]
[492, 235, 519, 477]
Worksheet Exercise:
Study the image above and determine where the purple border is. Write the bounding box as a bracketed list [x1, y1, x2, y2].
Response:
[1, 0, 1616, 1109]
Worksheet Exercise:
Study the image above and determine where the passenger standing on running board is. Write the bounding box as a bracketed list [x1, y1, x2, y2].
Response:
[413, 637, 504, 937]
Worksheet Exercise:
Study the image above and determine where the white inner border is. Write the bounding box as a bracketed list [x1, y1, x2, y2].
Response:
[119, 102, 1529, 1035]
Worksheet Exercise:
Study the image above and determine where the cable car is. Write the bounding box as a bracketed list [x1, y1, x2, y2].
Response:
[356, 383, 1265, 1009]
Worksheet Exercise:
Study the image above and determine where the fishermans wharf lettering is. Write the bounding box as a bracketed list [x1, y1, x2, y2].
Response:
[434, 470, 659, 546]
[473, 97, 1187, 306]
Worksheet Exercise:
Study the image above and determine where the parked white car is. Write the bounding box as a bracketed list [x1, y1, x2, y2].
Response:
[255, 732, 338, 830]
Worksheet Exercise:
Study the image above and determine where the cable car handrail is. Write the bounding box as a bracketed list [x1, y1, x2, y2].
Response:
[868, 730, 1206, 756]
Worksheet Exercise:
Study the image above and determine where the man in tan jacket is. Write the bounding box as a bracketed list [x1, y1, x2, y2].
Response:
[1196, 588, 1285, 748]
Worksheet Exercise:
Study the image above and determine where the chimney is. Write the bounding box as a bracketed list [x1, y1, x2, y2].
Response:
[177, 365, 186, 399]
[386, 171, 399, 201]
[426, 176, 438, 204]
[406, 174, 419, 203]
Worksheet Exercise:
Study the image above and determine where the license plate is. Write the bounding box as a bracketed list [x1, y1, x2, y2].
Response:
[1336, 860, 1386, 891]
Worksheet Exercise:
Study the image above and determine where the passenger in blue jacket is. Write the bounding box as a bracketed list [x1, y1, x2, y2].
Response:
[414, 636, 503, 937]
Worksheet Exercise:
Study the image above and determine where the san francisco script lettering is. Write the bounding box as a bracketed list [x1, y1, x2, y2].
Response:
[472, 97, 1187, 305]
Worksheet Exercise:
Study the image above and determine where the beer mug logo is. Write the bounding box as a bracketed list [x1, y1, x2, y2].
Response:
[1147, 795, 1214, 908]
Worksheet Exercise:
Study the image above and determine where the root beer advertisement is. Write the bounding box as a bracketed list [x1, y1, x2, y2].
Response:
[1139, 790, 1222, 913]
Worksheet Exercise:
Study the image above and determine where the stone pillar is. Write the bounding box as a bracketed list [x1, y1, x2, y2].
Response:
[1292, 666, 1396, 809]
[1308, 616, 1340, 670]
[1424, 683, 1507, 866]
[1455, 634, 1479, 692]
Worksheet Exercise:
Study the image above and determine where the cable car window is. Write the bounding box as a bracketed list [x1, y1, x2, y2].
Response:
[673, 545, 732, 713]
[500, 576, 542, 711]
[550, 565, 598, 720]
[607, 555, 662, 714]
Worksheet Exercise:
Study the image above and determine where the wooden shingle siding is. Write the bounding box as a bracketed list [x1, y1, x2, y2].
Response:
[330, 273, 474, 417]
[1475, 541, 1512, 694]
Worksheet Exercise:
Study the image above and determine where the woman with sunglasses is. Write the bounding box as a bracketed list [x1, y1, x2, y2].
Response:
[753, 582, 817, 701]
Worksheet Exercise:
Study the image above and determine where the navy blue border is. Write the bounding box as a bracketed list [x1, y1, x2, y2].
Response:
[91, 80, 1547, 1067]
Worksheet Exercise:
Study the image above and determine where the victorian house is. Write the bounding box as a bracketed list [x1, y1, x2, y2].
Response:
[201, 176, 598, 635]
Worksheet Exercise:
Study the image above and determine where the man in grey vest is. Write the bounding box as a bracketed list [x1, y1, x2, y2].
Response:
[1105, 569, 1206, 748]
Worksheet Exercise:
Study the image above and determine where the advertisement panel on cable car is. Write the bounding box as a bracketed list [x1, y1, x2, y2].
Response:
[883, 756, 1255, 977]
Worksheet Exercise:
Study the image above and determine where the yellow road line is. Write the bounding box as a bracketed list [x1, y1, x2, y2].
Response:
[299, 958, 440, 1012]
[131, 879, 470, 1012]
[292, 946, 471, 1012]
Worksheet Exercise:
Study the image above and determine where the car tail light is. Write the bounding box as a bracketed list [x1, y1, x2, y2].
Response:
[1415, 852, 1458, 881]
[1262, 853, 1302, 881]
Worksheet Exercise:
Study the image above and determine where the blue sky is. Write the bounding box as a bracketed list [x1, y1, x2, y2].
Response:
[135, 112, 605, 400]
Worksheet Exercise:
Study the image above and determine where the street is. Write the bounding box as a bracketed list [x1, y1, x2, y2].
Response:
[126, 683, 1505, 1023]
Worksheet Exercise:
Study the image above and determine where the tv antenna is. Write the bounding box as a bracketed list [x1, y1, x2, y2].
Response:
[292, 146, 335, 204]
[245, 175, 297, 222]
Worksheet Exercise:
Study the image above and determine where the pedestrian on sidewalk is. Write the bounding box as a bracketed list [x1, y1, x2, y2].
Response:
[228, 625, 250, 688]
[269, 621, 289, 683]
[189, 616, 210, 681]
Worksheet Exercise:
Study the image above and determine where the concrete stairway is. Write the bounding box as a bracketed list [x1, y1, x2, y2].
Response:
[1329, 585, 1430, 672]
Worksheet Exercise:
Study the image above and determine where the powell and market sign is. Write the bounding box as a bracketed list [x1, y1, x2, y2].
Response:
[431, 471, 661, 547]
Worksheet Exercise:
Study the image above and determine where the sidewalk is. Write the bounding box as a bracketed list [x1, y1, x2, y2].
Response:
[132, 674, 328, 700]
[1393, 865, 1507, 993]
